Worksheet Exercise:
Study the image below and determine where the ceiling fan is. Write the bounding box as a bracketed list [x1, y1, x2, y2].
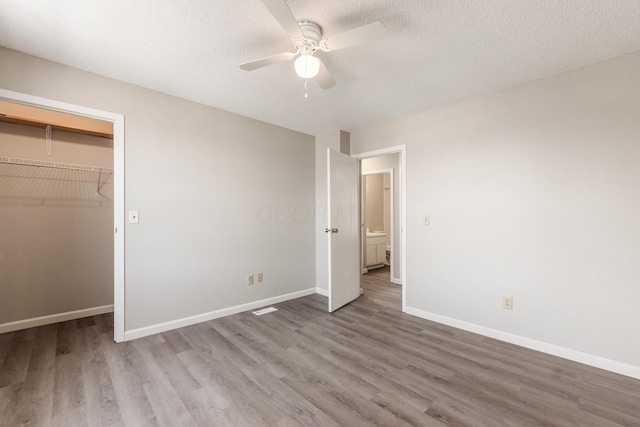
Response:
[240, 0, 386, 90]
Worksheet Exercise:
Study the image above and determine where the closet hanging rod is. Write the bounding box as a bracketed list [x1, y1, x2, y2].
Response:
[0, 156, 113, 174]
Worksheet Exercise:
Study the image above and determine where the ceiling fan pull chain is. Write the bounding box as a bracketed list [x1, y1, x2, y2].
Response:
[304, 79, 308, 98]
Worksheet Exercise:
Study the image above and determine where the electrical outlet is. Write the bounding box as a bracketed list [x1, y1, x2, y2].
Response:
[503, 296, 513, 310]
[247, 275, 254, 286]
[257, 273, 263, 283]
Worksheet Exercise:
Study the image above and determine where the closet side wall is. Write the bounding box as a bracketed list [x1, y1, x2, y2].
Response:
[0, 122, 114, 324]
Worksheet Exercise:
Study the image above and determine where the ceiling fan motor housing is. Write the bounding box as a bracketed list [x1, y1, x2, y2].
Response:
[296, 21, 322, 44]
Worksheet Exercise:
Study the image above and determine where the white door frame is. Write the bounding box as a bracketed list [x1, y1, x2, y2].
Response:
[361, 168, 394, 279]
[353, 145, 407, 312]
[0, 88, 126, 342]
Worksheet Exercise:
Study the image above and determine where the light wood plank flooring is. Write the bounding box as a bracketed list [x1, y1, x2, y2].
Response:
[1, 270, 639, 426]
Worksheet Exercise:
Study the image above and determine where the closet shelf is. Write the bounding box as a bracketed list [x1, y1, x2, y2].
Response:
[0, 156, 113, 174]
[0, 156, 114, 204]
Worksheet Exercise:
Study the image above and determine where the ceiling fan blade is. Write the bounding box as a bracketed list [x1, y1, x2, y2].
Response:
[240, 52, 295, 71]
[323, 22, 386, 51]
[316, 59, 336, 90]
[260, 0, 304, 38]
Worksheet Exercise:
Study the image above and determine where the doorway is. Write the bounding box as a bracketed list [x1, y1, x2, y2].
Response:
[362, 169, 393, 282]
[353, 145, 406, 312]
[0, 88, 125, 342]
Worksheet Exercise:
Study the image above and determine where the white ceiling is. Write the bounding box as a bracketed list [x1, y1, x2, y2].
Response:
[1, 1, 639, 136]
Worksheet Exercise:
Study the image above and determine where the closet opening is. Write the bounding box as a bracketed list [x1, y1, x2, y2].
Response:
[0, 98, 121, 339]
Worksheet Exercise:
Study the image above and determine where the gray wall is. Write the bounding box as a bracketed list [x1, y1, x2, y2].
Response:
[0, 122, 114, 323]
[351, 51, 640, 368]
[0, 47, 315, 332]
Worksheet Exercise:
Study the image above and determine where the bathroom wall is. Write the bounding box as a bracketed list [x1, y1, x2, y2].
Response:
[0, 121, 114, 324]
[365, 173, 384, 232]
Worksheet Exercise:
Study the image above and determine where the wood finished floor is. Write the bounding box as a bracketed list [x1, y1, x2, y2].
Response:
[1, 268, 639, 426]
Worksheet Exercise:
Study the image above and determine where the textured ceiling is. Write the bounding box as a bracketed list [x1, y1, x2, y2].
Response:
[1, 1, 639, 136]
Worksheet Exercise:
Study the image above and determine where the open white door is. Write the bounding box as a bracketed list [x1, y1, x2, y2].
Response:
[327, 148, 360, 312]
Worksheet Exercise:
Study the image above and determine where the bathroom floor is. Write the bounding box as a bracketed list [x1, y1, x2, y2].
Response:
[364, 265, 391, 282]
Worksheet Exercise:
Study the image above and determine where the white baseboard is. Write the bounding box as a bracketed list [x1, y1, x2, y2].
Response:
[124, 288, 317, 341]
[315, 287, 329, 297]
[391, 277, 402, 285]
[0, 305, 114, 334]
[405, 306, 640, 381]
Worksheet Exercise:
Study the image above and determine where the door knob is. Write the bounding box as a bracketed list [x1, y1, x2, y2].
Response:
[325, 228, 331, 233]
[332, 228, 339, 233]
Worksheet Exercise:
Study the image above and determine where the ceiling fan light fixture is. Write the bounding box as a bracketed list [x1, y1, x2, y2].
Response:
[240, 0, 385, 90]
[294, 52, 320, 79]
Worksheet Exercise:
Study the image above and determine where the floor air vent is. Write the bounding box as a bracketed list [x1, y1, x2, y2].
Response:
[253, 307, 278, 316]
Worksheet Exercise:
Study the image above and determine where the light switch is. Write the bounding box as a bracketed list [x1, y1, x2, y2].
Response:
[423, 215, 430, 225]
[129, 210, 139, 224]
